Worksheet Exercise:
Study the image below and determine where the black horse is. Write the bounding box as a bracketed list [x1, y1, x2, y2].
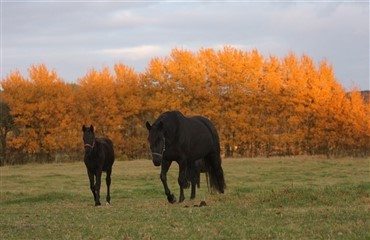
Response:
[146, 111, 226, 203]
[82, 125, 115, 206]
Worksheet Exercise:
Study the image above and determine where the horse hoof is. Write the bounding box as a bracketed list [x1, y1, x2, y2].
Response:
[106, 202, 110, 206]
[167, 194, 176, 203]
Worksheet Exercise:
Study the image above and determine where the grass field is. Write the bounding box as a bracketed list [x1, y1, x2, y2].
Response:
[0, 157, 369, 239]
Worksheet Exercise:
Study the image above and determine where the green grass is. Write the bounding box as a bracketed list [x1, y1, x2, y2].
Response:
[1, 157, 369, 239]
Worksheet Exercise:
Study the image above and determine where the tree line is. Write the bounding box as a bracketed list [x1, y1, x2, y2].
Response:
[1, 47, 369, 165]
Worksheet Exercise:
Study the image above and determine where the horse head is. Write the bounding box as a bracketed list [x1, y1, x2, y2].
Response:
[146, 121, 166, 166]
[82, 124, 95, 155]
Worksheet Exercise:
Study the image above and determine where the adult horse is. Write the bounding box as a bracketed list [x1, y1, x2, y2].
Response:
[146, 111, 226, 203]
[82, 125, 115, 206]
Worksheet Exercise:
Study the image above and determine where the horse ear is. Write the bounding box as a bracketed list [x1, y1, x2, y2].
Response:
[90, 125, 94, 132]
[146, 121, 152, 131]
[158, 121, 163, 131]
[82, 125, 86, 132]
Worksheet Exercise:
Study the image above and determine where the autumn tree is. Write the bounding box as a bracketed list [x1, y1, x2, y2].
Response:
[344, 90, 370, 155]
[1, 47, 369, 164]
[142, 47, 369, 157]
[0, 100, 14, 165]
[1, 65, 76, 162]
[114, 63, 146, 158]
[75, 67, 121, 152]
[258, 55, 283, 156]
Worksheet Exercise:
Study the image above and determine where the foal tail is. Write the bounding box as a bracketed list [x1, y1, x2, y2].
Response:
[197, 117, 226, 193]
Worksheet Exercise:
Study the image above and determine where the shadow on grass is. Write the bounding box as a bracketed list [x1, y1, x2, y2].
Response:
[1, 192, 79, 205]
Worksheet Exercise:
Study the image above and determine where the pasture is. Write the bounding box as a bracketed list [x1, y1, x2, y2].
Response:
[0, 157, 369, 239]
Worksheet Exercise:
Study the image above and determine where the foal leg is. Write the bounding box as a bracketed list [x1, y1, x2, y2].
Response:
[106, 168, 112, 205]
[87, 170, 96, 204]
[94, 169, 102, 206]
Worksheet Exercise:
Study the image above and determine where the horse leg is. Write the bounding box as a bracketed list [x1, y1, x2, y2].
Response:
[106, 168, 112, 205]
[87, 169, 96, 204]
[190, 167, 200, 199]
[160, 160, 176, 203]
[190, 181, 196, 199]
[94, 169, 102, 206]
[178, 160, 188, 203]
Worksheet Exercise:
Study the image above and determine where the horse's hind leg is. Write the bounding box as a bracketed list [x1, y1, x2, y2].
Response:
[190, 180, 196, 199]
[106, 168, 112, 205]
[178, 159, 189, 203]
[190, 165, 199, 199]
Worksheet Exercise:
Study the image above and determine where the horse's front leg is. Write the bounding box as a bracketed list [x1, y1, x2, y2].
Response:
[87, 169, 96, 204]
[160, 160, 176, 203]
[94, 169, 102, 206]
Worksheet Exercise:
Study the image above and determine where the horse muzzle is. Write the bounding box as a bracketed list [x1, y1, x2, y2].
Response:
[153, 160, 161, 167]
[152, 153, 162, 166]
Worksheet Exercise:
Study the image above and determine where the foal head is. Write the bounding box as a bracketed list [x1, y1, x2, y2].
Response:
[146, 121, 166, 167]
[82, 124, 95, 155]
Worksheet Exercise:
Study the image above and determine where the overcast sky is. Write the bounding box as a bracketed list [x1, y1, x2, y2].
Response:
[1, 1, 369, 90]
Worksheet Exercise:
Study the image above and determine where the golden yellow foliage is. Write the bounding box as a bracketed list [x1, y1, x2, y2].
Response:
[1, 48, 369, 162]
[2, 65, 76, 160]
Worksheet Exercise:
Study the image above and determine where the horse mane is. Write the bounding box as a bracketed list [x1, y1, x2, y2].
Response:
[153, 111, 183, 143]
[154, 111, 183, 124]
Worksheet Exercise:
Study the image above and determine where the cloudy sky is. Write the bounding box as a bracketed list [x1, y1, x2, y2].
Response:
[1, 1, 369, 90]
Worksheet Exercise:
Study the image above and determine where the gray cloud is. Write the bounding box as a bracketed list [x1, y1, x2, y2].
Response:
[2, 2, 369, 90]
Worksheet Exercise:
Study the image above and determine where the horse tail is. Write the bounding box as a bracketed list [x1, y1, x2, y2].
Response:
[204, 154, 226, 193]
[197, 117, 226, 193]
